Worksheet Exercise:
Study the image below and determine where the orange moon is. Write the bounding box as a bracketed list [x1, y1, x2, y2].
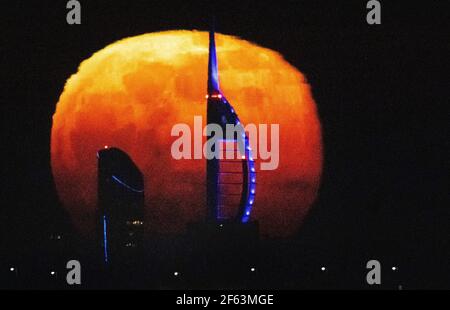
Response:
[51, 30, 322, 239]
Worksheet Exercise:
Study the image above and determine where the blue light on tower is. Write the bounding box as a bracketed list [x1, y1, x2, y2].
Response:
[111, 175, 144, 193]
[103, 215, 108, 263]
[207, 26, 256, 224]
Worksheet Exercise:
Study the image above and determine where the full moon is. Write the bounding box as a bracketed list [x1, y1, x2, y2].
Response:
[51, 30, 322, 239]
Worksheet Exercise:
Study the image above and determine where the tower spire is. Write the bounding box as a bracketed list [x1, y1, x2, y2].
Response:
[208, 19, 220, 94]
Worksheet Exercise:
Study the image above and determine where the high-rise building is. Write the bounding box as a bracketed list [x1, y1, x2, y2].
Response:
[206, 28, 256, 223]
[97, 147, 144, 265]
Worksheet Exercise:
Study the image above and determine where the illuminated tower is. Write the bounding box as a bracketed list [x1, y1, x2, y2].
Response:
[97, 147, 144, 265]
[206, 28, 256, 223]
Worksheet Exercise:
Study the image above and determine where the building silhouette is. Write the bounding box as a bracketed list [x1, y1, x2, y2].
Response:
[186, 26, 261, 277]
[97, 147, 144, 265]
[206, 28, 257, 224]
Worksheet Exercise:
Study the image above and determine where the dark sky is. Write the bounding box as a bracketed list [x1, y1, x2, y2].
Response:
[1, 0, 448, 286]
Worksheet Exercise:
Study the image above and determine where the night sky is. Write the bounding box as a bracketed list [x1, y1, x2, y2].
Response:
[1, 0, 448, 288]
